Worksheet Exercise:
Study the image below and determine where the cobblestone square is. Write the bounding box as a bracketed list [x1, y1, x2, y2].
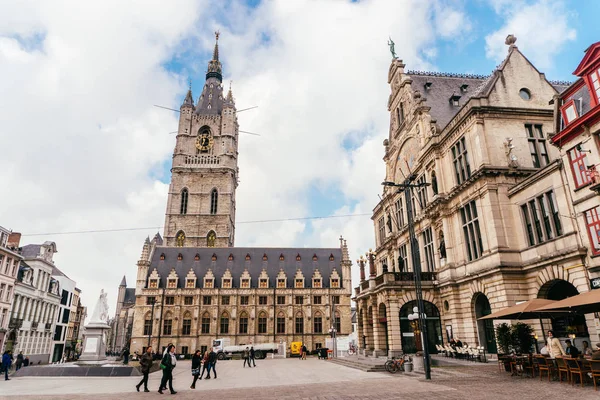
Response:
[1, 358, 599, 400]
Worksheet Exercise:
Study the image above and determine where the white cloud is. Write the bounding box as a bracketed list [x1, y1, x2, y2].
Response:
[0, 0, 467, 313]
[485, 0, 576, 70]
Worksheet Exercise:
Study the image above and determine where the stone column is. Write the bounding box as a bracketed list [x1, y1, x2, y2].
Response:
[359, 257, 365, 282]
[371, 300, 385, 357]
[387, 299, 403, 357]
[363, 303, 373, 353]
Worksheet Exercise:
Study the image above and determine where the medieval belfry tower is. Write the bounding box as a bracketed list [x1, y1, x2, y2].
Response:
[163, 32, 238, 248]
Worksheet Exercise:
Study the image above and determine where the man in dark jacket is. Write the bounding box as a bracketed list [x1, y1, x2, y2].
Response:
[565, 340, 580, 358]
[122, 347, 130, 365]
[15, 352, 23, 371]
[136, 346, 153, 392]
[2, 351, 12, 381]
[243, 347, 250, 368]
[206, 348, 217, 379]
[250, 346, 256, 367]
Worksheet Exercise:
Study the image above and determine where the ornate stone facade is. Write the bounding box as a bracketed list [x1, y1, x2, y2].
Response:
[355, 37, 600, 357]
[126, 34, 353, 356]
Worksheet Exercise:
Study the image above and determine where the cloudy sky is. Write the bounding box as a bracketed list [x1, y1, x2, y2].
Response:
[0, 0, 596, 315]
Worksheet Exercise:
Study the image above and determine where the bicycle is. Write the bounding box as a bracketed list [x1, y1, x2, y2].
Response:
[385, 355, 411, 373]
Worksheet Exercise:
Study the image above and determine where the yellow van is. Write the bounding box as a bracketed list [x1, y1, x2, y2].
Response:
[290, 341, 303, 357]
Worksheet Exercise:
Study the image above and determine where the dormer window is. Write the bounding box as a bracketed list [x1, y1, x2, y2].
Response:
[194, 254, 200, 261]
[259, 278, 268, 288]
[228, 254, 234, 261]
[167, 279, 177, 288]
[424, 81, 432, 90]
[160, 253, 165, 260]
[295, 278, 303, 288]
[279, 254, 285, 261]
[312, 254, 318, 262]
[296, 254, 301, 261]
[245, 254, 251, 261]
[590, 67, 600, 103]
[561, 99, 579, 125]
[329, 254, 335, 261]
[331, 278, 340, 288]
[450, 94, 461, 107]
[186, 279, 195, 288]
[277, 278, 286, 288]
[460, 84, 469, 92]
[263, 254, 268, 261]
[313, 278, 322, 288]
[149, 279, 158, 288]
[204, 278, 213, 288]
[241, 278, 250, 288]
[222, 278, 232, 288]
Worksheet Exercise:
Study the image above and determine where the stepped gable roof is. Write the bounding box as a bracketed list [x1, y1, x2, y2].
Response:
[406, 71, 488, 130]
[148, 247, 343, 289]
[123, 288, 136, 306]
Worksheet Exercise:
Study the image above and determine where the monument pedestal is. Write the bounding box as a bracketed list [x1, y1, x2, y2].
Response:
[79, 322, 110, 362]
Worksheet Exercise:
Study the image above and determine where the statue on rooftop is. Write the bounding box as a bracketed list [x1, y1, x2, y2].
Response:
[388, 37, 397, 59]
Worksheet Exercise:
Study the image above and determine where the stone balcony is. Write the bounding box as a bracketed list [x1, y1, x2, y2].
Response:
[354, 271, 437, 298]
[9, 318, 23, 330]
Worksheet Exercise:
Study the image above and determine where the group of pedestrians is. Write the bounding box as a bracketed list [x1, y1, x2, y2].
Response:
[242, 346, 257, 367]
[135, 344, 219, 394]
[1, 351, 31, 381]
[190, 349, 217, 389]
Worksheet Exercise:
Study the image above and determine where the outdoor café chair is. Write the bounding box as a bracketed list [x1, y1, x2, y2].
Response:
[590, 360, 600, 391]
[556, 357, 570, 383]
[537, 356, 555, 382]
[566, 358, 585, 387]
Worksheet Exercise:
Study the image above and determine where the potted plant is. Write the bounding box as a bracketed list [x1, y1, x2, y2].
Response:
[512, 323, 534, 354]
[495, 323, 513, 371]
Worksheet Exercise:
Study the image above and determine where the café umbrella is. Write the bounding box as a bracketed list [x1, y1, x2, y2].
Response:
[534, 289, 600, 315]
[477, 299, 559, 320]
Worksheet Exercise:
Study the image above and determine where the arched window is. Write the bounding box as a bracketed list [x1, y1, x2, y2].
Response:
[201, 312, 210, 334]
[313, 311, 322, 333]
[220, 312, 229, 334]
[295, 311, 304, 334]
[207, 231, 216, 247]
[163, 313, 172, 335]
[143, 312, 152, 336]
[239, 312, 248, 334]
[176, 231, 186, 247]
[276, 311, 286, 334]
[182, 312, 192, 336]
[210, 189, 218, 215]
[258, 312, 267, 334]
[180, 188, 189, 214]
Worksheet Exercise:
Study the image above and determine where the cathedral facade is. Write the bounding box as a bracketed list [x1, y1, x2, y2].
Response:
[126, 34, 353, 356]
[355, 36, 600, 357]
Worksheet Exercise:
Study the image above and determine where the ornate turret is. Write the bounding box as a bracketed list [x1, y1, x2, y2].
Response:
[181, 80, 194, 109]
[195, 32, 225, 115]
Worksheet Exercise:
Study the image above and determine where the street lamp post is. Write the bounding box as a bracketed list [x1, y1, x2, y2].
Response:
[147, 298, 159, 348]
[382, 177, 432, 380]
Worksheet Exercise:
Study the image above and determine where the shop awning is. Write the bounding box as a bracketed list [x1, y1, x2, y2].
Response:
[534, 289, 600, 314]
[477, 299, 561, 320]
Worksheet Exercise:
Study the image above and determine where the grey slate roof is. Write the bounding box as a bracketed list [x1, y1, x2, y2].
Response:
[407, 71, 488, 131]
[120, 275, 127, 286]
[21, 244, 42, 258]
[148, 247, 344, 289]
[123, 288, 136, 306]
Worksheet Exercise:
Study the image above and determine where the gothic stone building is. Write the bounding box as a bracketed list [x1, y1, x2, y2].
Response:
[127, 34, 352, 356]
[354, 36, 600, 357]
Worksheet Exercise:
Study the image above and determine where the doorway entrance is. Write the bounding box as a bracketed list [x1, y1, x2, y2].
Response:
[474, 293, 497, 353]
[400, 300, 441, 354]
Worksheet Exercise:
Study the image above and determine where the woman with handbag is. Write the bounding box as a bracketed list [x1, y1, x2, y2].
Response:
[158, 344, 177, 395]
[198, 350, 210, 379]
[190, 350, 202, 389]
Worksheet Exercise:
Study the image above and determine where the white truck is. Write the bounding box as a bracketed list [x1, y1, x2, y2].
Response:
[212, 338, 279, 360]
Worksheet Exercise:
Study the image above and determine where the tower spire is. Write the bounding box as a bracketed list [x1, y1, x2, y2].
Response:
[181, 78, 194, 108]
[206, 31, 222, 82]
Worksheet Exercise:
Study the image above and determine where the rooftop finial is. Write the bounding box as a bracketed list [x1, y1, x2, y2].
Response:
[207, 32, 223, 82]
[212, 31, 220, 61]
[505, 34, 517, 49]
[188, 78, 192, 91]
[215, 30, 220, 41]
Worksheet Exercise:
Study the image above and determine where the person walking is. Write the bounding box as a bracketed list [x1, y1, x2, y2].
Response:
[2, 351, 12, 381]
[136, 346, 153, 392]
[122, 347, 130, 365]
[207, 348, 217, 379]
[243, 347, 250, 368]
[249, 346, 256, 367]
[301, 344, 307, 360]
[190, 350, 202, 389]
[158, 344, 177, 394]
[15, 352, 23, 371]
[198, 350, 210, 379]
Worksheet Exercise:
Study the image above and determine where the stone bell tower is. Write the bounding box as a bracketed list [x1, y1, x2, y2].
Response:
[163, 32, 238, 248]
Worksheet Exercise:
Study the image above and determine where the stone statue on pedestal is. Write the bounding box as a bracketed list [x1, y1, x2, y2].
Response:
[78, 289, 111, 362]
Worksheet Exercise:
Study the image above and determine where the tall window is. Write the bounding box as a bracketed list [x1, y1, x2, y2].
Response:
[561, 100, 579, 125]
[220, 313, 229, 334]
[239, 313, 248, 334]
[276, 312, 285, 334]
[590, 68, 600, 103]
[180, 188, 188, 214]
[182, 318, 191, 335]
[143, 314, 152, 336]
[295, 313, 303, 334]
[313, 295, 322, 304]
[460, 200, 483, 261]
[163, 317, 172, 335]
[313, 312, 322, 334]
[521, 191, 563, 246]
[568, 145, 592, 188]
[201, 313, 210, 334]
[334, 311, 341, 333]
[395, 198, 405, 227]
[451, 137, 471, 185]
[259, 296, 268, 305]
[240, 296, 249, 305]
[258, 312, 267, 334]
[417, 175, 428, 209]
[422, 227, 435, 271]
[397, 103, 404, 126]
[277, 295, 286, 305]
[584, 207, 600, 256]
[398, 244, 409, 272]
[210, 189, 218, 215]
[207, 230, 216, 247]
[378, 217, 386, 245]
[295, 296, 303, 305]
[526, 124, 549, 168]
[221, 296, 230, 305]
[203, 296, 211, 305]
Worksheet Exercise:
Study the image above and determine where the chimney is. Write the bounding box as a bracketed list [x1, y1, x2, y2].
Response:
[8, 232, 21, 248]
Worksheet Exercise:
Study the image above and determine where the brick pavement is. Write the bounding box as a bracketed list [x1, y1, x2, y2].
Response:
[0, 358, 598, 399]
